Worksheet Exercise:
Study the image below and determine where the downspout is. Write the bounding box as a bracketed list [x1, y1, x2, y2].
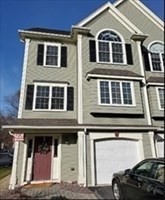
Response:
[9, 131, 19, 189]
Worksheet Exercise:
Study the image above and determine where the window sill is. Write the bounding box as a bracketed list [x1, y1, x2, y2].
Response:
[43, 65, 60, 68]
[149, 71, 164, 73]
[98, 104, 136, 107]
[32, 109, 66, 112]
[96, 62, 127, 66]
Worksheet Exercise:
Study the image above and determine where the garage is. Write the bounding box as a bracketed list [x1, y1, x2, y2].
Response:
[94, 138, 140, 185]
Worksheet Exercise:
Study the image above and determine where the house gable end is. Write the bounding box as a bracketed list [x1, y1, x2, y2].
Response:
[114, 0, 164, 31]
[76, 1, 143, 35]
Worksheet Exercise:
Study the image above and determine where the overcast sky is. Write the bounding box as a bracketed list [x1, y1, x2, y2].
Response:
[0, 0, 164, 114]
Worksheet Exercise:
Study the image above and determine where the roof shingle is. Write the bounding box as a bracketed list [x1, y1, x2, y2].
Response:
[147, 76, 164, 83]
[87, 68, 142, 77]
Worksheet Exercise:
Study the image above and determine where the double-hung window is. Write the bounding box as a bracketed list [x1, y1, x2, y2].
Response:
[157, 87, 164, 110]
[44, 43, 61, 67]
[97, 30, 125, 64]
[149, 42, 164, 72]
[99, 80, 134, 106]
[34, 83, 67, 111]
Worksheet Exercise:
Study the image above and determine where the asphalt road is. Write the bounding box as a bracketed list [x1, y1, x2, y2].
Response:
[88, 186, 115, 200]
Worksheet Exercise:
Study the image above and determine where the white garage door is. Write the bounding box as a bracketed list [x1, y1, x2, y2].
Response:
[95, 139, 140, 185]
[157, 141, 164, 157]
[156, 134, 164, 157]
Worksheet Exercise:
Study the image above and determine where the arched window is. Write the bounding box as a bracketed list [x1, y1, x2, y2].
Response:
[149, 42, 164, 72]
[96, 30, 125, 64]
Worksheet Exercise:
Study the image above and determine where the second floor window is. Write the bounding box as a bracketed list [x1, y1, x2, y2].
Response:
[34, 83, 67, 111]
[44, 43, 60, 67]
[149, 42, 164, 72]
[97, 30, 125, 64]
[99, 80, 134, 106]
[157, 87, 164, 110]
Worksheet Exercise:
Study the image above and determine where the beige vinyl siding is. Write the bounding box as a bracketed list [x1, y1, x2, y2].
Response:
[82, 73, 147, 125]
[145, 72, 164, 81]
[89, 79, 143, 114]
[147, 86, 164, 127]
[117, 0, 164, 80]
[142, 133, 153, 158]
[148, 86, 164, 117]
[61, 133, 78, 182]
[86, 134, 92, 186]
[84, 12, 141, 75]
[117, 0, 163, 41]
[80, 11, 148, 125]
[152, 119, 164, 127]
[22, 40, 77, 119]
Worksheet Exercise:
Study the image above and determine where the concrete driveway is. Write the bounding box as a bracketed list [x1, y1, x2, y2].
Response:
[88, 186, 114, 200]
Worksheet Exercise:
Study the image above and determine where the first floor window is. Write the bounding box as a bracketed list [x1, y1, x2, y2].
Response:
[34, 84, 66, 110]
[157, 88, 164, 109]
[99, 80, 134, 106]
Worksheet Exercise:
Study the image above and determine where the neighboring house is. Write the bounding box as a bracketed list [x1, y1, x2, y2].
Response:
[3, 0, 164, 189]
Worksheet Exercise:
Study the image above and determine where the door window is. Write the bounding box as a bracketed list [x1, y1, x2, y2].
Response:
[133, 161, 154, 177]
[154, 163, 164, 182]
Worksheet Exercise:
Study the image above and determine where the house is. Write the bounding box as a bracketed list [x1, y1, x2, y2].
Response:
[3, 0, 164, 189]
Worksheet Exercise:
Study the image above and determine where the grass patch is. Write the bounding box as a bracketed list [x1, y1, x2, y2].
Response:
[0, 167, 11, 180]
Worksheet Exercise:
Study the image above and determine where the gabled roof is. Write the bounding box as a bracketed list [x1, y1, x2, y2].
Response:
[114, 0, 164, 31]
[76, 1, 144, 34]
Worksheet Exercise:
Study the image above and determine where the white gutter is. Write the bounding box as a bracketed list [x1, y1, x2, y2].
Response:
[2, 125, 157, 130]
[86, 74, 143, 81]
[18, 30, 71, 38]
[146, 83, 164, 86]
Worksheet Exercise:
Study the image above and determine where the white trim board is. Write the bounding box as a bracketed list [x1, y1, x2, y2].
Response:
[18, 39, 30, 118]
[87, 74, 143, 81]
[3, 125, 158, 131]
[18, 30, 70, 38]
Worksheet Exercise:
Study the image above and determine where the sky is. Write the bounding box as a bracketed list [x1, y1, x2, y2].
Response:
[0, 0, 164, 114]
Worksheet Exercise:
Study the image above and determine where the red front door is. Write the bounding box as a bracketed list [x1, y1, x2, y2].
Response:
[32, 136, 52, 180]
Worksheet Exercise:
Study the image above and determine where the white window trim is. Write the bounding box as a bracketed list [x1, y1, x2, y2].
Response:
[33, 82, 67, 111]
[156, 87, 164, 110]
[98, 79, 136, 107]
[43, 42, 61, 67]
[148, 41, 164, 72]
[95, 29, 126, 65]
